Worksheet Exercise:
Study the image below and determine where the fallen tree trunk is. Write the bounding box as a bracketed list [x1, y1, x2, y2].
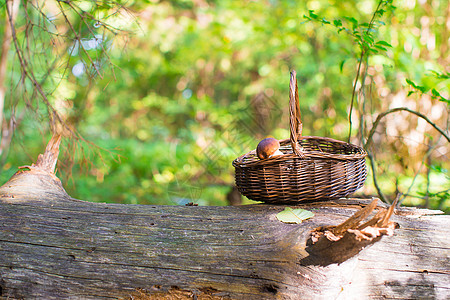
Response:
[0, 136, 449, 299]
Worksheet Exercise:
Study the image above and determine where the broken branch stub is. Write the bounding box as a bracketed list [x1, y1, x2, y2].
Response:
[0, 134, 69, 201]
[22, 134, 62, 173]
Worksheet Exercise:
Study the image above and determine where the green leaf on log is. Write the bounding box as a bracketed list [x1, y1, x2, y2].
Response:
[276, 208, 314, 224]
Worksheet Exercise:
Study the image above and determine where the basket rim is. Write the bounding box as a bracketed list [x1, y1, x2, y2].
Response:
[232, 136, 367, 168]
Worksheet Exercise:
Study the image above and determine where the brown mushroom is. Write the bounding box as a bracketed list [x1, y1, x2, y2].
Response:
[256, 138, 284, 160]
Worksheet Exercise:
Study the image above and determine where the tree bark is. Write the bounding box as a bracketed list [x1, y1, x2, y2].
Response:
[0, 137, 449, 299]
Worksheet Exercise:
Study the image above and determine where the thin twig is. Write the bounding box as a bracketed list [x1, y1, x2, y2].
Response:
[348, 53, 364, 142]
[358, 55, 370, 143]
[22, 1, 70, 97]
[364, 107, 450, 150]
[66, 1, 118, 81]
[57, 2, 103, 79]
[398, 137, 440, 207]
[424, 155, 431, 208]
[368, 153, 389, 203]
[6, 1, 79, 139]
[347, 0, 385, 143]
[401, 189, 449, 201]
[7, 3, 55, 113]
[365, 106, 449, 205]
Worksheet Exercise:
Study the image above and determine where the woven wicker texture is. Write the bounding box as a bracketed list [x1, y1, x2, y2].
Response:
[232, 71, 368, 204]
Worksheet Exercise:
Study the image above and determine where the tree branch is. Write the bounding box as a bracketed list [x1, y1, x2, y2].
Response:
[6, 1, 62, 131]
[347, 0, 385, 143]
[347, 52, 364, 143]
[367, 153, 389, 203]
[57, 1, 104, 79]
[364, 107, 450, 150]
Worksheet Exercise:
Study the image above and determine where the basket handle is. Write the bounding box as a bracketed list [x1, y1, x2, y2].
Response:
[289, 70, 305, 158]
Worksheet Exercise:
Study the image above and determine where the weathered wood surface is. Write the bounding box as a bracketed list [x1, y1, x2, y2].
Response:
[0, 137, 449, 299]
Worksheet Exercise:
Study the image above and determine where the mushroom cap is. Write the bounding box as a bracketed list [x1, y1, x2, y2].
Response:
[256, 138, 281, 159]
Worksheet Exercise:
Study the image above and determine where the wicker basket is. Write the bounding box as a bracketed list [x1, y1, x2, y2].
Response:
[232, 71, 367, 204]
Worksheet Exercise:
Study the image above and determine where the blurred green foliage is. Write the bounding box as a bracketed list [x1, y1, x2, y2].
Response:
[0, 0, 448, 211]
